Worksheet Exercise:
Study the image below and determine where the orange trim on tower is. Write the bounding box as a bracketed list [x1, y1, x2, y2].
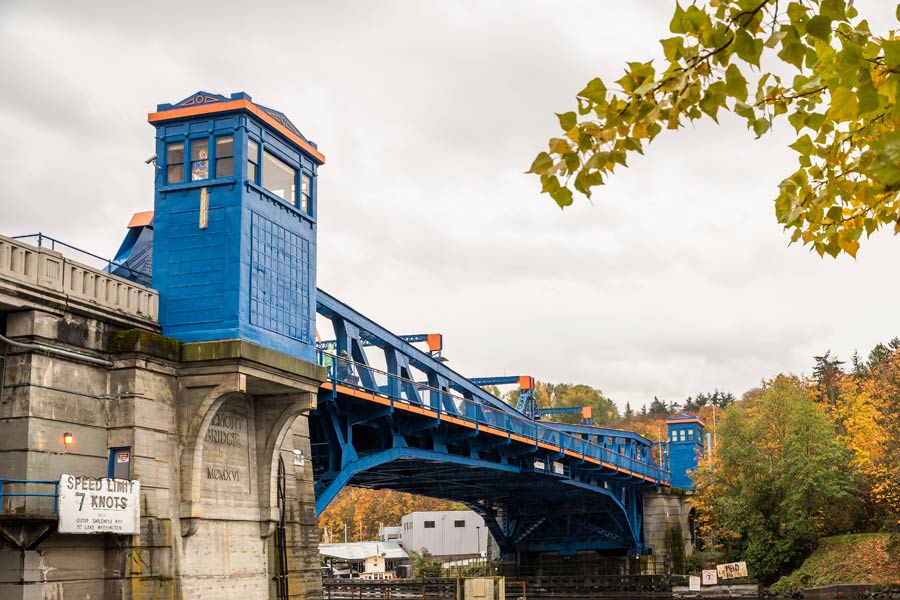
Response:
[518, 376, 534, 390]
[148, 99, 326, 165]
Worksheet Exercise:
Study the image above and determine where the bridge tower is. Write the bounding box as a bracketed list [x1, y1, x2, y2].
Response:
[149, 91, 324, 362]
[666, 413, 705, 489]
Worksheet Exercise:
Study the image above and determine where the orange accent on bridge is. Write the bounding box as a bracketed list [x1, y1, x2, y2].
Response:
[426, 334, 442, 353]
[127, 211, 154, 228]
[320, 381, 660, 484]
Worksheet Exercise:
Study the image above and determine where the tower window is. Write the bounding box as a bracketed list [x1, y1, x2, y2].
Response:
[247, 140, 259, 182]
[263, 149, 296, 205]
[191, 139, 209, 181]
[687, 428, 695, 441]
[300, 173, 311, 213]
[166, 142, 184, 184]
[454, 520, 465, 528]
[423, 521, 435, 529]
[215, 136, 234, 178]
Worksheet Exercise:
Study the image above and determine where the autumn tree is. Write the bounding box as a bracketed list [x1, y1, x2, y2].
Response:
[534, 382, 619, 425]
[834, 342, 900, 527]
[531, 0, 900, 257]
[693, 376, 858, 583]
[319, 488, 462, 542]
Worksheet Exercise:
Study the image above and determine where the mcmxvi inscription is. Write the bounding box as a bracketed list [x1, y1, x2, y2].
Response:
[202, 399, 252, 494]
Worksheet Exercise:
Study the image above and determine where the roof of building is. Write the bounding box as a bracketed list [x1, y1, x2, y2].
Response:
[148, 91, 325, 165]
[319, 541, 408, 561]
[666, 413, 706, 427]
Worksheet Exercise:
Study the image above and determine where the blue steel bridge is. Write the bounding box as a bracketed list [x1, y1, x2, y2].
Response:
[105, 214, 670, 557]
[312, 289, 669, 558]
[96, 90, 672, 561]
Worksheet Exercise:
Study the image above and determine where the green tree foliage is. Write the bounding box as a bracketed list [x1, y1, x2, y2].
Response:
[684, 389, 736, 411]
[813, 350, 845, 406]
[535, 382, 619, 425]
[649, 396, 670, 415]
[409, 549, 443, 578]
[693, 376, 858, 584]
[530, 0, 900, 257]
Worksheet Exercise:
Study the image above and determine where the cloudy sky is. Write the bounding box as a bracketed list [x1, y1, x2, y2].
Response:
[1, 1, 897, 410]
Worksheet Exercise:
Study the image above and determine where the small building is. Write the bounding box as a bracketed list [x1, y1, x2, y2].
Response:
[666, 413, 706, 489]
[319, 541, 408, 579]
[399, 510, 489, 559]
[379, 525, 401, 542]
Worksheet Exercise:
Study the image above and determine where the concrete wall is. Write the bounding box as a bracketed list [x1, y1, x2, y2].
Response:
[643, 489, 696, 570]
[0, 303, 324, 599]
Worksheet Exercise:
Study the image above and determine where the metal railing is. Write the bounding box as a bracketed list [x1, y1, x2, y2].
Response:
[0, 478, 59, 516]
[12, 233, 150, 284]
[318, 352, 669, 484]
[1, 233, 158, 321]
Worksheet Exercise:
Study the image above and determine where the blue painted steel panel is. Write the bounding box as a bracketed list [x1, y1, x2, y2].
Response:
[150, 92, 319, 363]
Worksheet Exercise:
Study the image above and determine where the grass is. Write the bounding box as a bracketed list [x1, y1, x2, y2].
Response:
[771, 533, 900, 591]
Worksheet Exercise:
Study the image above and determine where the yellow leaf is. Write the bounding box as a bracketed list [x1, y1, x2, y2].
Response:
[826, 87, 860, 122]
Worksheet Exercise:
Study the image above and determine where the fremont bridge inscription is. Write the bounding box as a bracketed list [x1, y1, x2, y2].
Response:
[202, 399, 252, 494]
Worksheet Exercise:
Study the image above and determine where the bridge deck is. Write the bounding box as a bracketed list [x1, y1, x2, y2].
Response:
[321, 377, 665, 485]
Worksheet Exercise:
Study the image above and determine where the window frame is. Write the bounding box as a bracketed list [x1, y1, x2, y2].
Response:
[190, 138, 210, 181]
[261, 146, 297, 206]
[214, 135, 234, 178]
[166, 141, 185, 184]
[247, 138, 260, 183]
[300, 171, 312, 214]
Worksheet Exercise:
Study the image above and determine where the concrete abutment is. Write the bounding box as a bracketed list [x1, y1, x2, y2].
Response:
[0, 304, 325, 599]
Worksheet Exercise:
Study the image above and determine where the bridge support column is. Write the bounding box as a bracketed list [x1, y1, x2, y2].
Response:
[642, 488, 696, 570]
[173, 340, 325, 600]
[0, 308, 326, 600]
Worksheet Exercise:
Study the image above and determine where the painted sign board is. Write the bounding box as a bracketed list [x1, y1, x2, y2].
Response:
[702, 569, 718, 586]
[717, 561, 748, 580]
[689, 576, 702, 591]
[58, 474, 140, 534]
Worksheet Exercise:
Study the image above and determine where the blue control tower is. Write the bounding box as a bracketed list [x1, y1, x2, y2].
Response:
[148, 91, 324, 363]
[666, 413, 705, 489]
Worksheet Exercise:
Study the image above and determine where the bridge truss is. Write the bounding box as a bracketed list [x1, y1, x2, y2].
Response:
[313, 290, 669, 557]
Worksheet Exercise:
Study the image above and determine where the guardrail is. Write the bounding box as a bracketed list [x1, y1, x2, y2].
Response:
[0, 233, 158, 322]
[320, 352, 669, 485]
[323, 577, 458, 600]
[0, 478, 59, 516]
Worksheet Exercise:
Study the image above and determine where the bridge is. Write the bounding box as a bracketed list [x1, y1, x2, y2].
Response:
[0, 91, 693, 600]
[313, 289, 667, 557]
[109, 217, 668, 556]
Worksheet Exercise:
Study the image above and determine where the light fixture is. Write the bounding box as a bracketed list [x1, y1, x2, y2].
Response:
[63, 432, 73, 450]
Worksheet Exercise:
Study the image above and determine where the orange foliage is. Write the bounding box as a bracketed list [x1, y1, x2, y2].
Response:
[318, 487, 463, 543]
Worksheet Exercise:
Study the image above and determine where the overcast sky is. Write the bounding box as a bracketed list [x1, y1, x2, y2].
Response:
[1, 1, 897, 410]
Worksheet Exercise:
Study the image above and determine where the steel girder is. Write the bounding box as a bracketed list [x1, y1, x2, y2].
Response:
[312, 289, 666, 556]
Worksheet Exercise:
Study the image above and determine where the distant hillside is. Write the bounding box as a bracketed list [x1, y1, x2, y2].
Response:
[772, 534, 900, 590]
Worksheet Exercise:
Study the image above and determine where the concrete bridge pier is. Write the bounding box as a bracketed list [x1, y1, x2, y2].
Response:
[0, 299, 325, 598]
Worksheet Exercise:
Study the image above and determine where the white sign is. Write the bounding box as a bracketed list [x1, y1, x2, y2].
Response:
[689, 576, 701, 591]
[702, 569, 718, 586]
[717, 561, 748, 580]
[58, 475, 140, 534]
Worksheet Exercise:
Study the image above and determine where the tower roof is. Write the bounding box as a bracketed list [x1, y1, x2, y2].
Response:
[148, 91, 325, 165]
[666, 413, 705, 427]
